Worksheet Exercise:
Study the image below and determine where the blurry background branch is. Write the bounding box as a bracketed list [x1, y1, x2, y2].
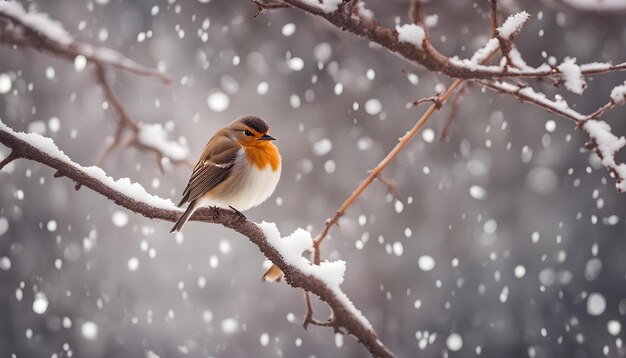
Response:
[0, 2, 192, 172]
[549, 0, 626, 14]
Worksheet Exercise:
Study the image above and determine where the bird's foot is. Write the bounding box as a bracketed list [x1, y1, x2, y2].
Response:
[229, 206, 247, 221]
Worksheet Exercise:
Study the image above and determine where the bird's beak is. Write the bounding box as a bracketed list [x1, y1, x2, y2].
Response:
[260, 134, 276, 141]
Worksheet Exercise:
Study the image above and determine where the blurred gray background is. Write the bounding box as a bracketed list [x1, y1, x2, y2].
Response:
[1, 0, 626, 357]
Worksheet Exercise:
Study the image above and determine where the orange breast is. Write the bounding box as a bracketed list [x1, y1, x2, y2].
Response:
[245, 142, 280, 171]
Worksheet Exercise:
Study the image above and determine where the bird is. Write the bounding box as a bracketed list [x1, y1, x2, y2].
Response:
[170, 115, 281, 233]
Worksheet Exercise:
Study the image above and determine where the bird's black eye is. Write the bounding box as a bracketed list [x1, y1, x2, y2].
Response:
[244, 130, 253, 137]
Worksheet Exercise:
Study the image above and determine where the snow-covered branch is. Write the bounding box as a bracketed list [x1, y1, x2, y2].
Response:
[94, 65, 191, 171]
[0, 120, 394, 358]
[251, 0, 626, 82]
[480, 80, 626, 191]
[0, 1, 190, 170]
[249, 0, 626, 193]
[0, 1, 170, 83]
[552, 0, 626, 13]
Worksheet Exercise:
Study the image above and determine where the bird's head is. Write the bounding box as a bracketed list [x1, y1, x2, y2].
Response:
[226, 115, 276, 147]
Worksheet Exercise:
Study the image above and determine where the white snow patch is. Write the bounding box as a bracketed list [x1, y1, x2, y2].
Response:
[300, 0, 342, 13]
[497, 11, 530, 39]
[490, 82, 586, 121]
[558, 57, 586, 94]
[470, 38, 499, 64]
[0, 2, 73, 46]
[396, 24, 426, 48]
[561, 0, 626, 11]
[583, 120, 626, 191]
[356, 2, 374, 21]
[257, 222, 372, 330]
[137, 123, 189, 161]
[579, 62, 612, 72]
[610, 81, 626, 104]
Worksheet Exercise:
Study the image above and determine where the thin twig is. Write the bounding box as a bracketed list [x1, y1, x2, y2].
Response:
[1, 8, 191, 172]
[303, 290, 335, 330]
[409, 95, 443, 108]
[250, 0, 289, 18]
[310, 1, 507, 264]
[374, 174, 401, 200]
[0, 11, 171, 83]
[95, 64, 193, 171]
[439, 84, 467, 140]
[490, 0, 498, 38]
[312, 78, 465, 264]
[0, 151, 18, 170]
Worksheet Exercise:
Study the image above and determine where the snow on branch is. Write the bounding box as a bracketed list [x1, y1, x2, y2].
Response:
[0, 1, 170, 83]
[480, 80, 626, 191]
[0, 119, 394, 358]
[257, 0, 626, 82]
[0, 1, 70, 45]
[137, 123, 189, 162]
[396, 23, 426, 48]
[259, 223, 373, 329]
[1, 2, 189, 170]
[558, 57, 586, 94]
[610, 81, 626, 104]
[252, 0, 626, 193]
[497, 11, 530, 39]
[555, 0, 626, 13]
[583, 121, 626, 192]
[94, 65, 191, 171]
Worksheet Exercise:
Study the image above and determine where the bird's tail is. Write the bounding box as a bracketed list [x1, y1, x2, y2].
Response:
[170, 200, 200, 233]
[262, 264, 284, 282]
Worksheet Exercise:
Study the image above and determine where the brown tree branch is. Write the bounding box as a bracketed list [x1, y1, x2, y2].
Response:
[439, 84, 467, 140]
[0, 9, 170, 84]
[312, 77, 465, 265]
[490, 0, 499, 38]
[1, 5, 192, 172]
[551, 0, 626, 14]
[94, 65, 193, 171]
[0, 150, 18, 170]
[273, 0, 626, 81]
[250, 0, 290, 18]
[0, 123, 394, 358]
[309, 10, 507, 263]
[479, 79, 626, 190]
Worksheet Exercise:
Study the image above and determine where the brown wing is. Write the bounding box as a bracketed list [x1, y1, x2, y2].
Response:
[178, 135, 240, 206]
